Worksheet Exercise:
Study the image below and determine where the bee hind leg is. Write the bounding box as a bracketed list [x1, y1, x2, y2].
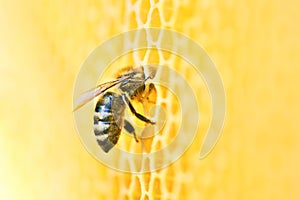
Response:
[124, 119, 139, 142]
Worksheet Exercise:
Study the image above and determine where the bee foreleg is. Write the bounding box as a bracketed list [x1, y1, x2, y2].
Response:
[122, 94, 156, 125]
[123, 120, 139, 142]
[143, 83, 157, 104]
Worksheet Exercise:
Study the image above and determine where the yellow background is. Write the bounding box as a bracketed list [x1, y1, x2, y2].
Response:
[1, 0, 300, 199]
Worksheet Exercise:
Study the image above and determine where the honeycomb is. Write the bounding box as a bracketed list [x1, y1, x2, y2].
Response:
[1, 0, 300, 200]
[98, 1, 211, 199]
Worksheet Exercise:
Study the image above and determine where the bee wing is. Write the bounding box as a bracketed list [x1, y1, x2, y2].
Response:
[73, 76, 131, 111]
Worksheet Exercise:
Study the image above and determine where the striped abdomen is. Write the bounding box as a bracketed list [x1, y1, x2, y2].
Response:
[94, 92, 126, 152]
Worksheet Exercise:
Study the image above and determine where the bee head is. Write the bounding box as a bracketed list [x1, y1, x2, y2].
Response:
[117, 66, 157, 99]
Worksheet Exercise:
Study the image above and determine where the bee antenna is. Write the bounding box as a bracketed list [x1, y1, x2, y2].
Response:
[145, 76, 152, 82]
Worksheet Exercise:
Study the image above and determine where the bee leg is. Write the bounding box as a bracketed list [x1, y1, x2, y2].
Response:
[124, 120, 139, 142]
[142, 83, 157, 115]
[122, 94, 156, 125]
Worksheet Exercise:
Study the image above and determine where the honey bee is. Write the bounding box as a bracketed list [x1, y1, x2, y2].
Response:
[74, 66, 157, 152]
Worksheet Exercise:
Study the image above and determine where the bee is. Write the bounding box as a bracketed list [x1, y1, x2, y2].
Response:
[74, 66, 157, 152]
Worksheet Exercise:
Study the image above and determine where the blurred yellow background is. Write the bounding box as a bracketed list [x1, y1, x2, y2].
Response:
[1, 0, 300, 199]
